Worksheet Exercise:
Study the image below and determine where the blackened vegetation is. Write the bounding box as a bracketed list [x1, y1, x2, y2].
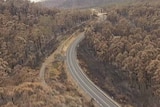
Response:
[78, 3, 160, 107]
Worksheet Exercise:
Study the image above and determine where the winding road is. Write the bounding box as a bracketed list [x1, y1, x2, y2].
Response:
[66, 32, 121, 107]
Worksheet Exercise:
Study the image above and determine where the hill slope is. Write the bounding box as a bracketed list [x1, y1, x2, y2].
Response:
[78, 1, 160, 107]
[41, 0, 135, 8]
[0, 0, 92, 107]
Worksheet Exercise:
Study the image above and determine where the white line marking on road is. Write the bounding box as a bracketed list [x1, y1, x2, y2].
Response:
[68, 42, 110, 107]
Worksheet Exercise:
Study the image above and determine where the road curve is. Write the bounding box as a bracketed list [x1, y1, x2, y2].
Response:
[66, 32, 121, 107]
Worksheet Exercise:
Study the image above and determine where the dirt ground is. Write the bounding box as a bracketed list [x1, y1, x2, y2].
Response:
[41, 31, 99, 107]
[77, 41, 138, 107]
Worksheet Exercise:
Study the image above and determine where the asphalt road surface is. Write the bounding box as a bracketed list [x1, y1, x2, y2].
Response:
[66, 32, 121, 107]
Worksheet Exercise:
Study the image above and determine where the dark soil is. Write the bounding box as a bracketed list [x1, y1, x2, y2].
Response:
[77, 40, 155, 107]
